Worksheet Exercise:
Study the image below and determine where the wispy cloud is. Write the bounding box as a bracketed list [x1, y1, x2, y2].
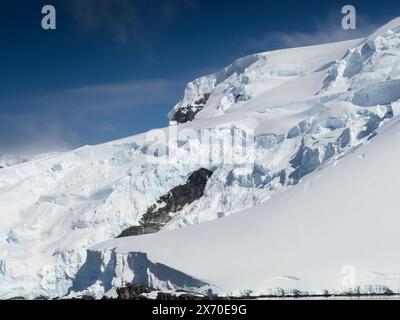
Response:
[245, 13, 382, 51]
[56, 78, 185, 113]
[69, 79, 182, 102]
[0, 113, 79, 157]
[0, 78, 185, 156]
[66, 0, 198, 45]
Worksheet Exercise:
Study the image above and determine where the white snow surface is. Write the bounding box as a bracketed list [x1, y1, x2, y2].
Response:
[2, 18, 400, 298]
[83, 117, 400, 297]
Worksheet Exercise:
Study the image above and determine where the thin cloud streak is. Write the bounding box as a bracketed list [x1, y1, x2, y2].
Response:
[0, 113, 79, 157]
[29, 78, 185, 115]
[0, 78, 186, 156]
[245, 13, 382, 51]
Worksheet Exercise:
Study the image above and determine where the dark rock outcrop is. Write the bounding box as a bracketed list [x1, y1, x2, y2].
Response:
[118, 168, 213, 237]
[156, 292, 211, 300]
[171, 93, 210, 124]
[116, 284, 155, 300]
[69, 295, 96, 300]
[115, 283, 224, 300]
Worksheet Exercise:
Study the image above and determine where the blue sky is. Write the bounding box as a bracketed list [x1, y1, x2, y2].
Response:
[1, 0, 400, 155]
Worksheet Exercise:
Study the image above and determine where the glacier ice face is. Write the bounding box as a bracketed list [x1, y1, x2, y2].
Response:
[70, 249, 213, 298]
[2, 18, 400, 299]
[352, 79, 400, 107]
[82, 115, 400, 298]
[321, 22, 400, 96]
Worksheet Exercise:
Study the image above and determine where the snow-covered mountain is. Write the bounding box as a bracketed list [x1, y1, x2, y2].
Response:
[75, 116, 400, 297]
[2, 18, 400, 299]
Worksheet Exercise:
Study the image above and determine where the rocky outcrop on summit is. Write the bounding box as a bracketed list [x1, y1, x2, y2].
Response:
[171, 93, 210, 124]
[118, 168, 213, 237]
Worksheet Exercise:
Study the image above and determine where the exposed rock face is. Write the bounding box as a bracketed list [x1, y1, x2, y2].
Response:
[155, 292, 217, 300]
[171, 93, 210, 124]
[115, 283, 216, 300]
[68, 295, 96, 300]
[118, 168, 213, 237]
[116, 284, 155, 300]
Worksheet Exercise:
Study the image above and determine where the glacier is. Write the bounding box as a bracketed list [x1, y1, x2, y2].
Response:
[1, 18, 400, 299]
[78, 116, 400, 297]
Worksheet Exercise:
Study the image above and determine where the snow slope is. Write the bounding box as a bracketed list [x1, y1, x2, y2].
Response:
[2, 18, 400, 299]
[76, 116, 400, 297]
